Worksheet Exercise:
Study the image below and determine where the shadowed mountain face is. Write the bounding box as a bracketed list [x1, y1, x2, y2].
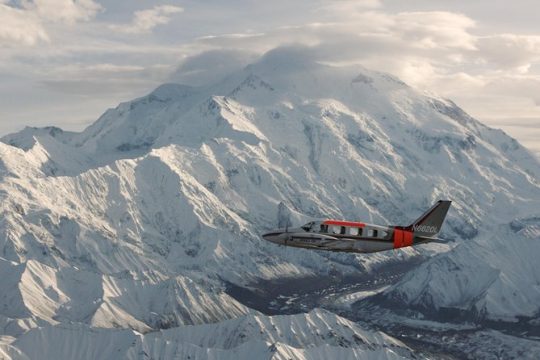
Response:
[1, 48, 539, 359]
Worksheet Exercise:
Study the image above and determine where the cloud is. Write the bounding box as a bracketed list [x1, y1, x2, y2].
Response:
[315, 0, 382, 16]
[0, 0, 101, 46]
[190, 11, 480, 89]
[0, 4, 49, 45]
[195, 11, 477, 57]
[35, 62, 173, 96]
[166, 6, 540, 159]
[110, 5, 183, 34]
[170, 49, 257, 86]
[392, 12, 476, 50]
[21, 0, 102, 23]
[1, 0, 540, 159]
[476, 34, 540, 69]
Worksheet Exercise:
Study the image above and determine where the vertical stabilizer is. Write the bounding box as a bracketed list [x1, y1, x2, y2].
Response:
[406, 200, 452, 237]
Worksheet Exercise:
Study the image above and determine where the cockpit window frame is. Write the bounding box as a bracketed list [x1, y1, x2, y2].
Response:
[301, 222, 314, 232]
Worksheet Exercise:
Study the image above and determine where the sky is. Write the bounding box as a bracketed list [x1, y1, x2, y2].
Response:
[1, 0, 540, 158]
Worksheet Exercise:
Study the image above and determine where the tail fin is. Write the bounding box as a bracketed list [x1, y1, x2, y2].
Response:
[406, 200, 451, 237]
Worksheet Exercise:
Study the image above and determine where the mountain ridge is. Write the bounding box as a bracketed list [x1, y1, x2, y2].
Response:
[1, 48, 539, 358]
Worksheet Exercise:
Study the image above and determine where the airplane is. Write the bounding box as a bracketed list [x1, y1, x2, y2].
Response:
[262, 200, 451, 253]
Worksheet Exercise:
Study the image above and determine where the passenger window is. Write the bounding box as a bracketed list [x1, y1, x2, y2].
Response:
[373, 229, 378, 237]
[349, 227, 359, 236]
[320, 224, 328, 233]
[340, 226, 346, 235]
[358, 228, 363, 236]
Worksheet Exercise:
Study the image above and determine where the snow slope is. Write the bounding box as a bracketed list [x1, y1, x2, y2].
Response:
[7, 310, 413, 360]
[380, 218, 540, 321]
[1, 47, 540, 357]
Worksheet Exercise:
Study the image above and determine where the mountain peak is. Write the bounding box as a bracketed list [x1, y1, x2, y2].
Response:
[1, 50, 540, 358]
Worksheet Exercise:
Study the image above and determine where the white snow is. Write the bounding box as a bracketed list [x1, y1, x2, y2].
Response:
[8, 310, 413, 360]
[1, 48, 539, 358]
[384, 220, 540, 321]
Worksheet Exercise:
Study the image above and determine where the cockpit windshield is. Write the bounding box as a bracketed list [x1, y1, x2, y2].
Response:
[301, 222, 314, 232]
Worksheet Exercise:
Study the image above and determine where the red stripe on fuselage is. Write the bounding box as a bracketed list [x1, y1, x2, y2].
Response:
[393, 229, 403, 248]
[323, 220, 366, 228]
[393, 228, 414, 248]
[404, 230, 413, 246]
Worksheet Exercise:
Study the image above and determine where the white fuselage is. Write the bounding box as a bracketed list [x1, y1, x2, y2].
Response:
[262, 224, 398, 253]
[263, 201, 451, 254]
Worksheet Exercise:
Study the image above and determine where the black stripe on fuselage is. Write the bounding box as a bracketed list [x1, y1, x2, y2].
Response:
[291, 236, 326, 242]
[288, 233, 393, 243]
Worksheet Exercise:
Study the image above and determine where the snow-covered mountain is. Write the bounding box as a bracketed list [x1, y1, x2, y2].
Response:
[379, 218, 540, 322]
[1, 47, 539, 358]
[6, 309, 414, 360]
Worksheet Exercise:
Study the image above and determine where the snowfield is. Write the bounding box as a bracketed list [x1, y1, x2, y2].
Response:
[7, 309, 414, 360]
[1, 47, 539, 358]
